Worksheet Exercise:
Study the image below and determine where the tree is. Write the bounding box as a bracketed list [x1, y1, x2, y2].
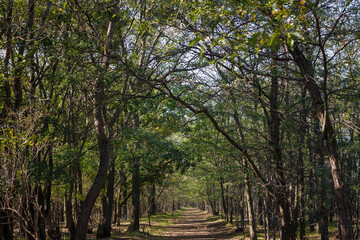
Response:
[1, 1, 359, 239]
[149, 0, 360, 239]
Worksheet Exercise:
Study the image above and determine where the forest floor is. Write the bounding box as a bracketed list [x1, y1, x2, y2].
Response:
[110, 207, 342, 240]
[59, 207, 341, 239]
[113, 207, 238, 239]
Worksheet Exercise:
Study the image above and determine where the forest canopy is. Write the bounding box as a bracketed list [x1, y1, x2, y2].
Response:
[1, 0, 359, 239]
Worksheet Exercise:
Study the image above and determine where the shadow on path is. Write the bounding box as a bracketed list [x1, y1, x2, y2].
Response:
[153, 207, 237, 240]
[113, 207, 238, 240]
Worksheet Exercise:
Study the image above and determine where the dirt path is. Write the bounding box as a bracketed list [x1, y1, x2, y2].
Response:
[159, 208, 237, 240]
[114, 208, 238, 239]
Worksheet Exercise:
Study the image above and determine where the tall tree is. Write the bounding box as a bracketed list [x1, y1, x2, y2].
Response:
[73, 1, 121, 238]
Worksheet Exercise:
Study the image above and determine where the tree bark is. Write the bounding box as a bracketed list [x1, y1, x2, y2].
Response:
[127, 111, 141, 233]
[219, 178, 228, 222]
[35, 186, 46, 240]
[0, 210, 13, 240]
[127, 156, 141, 232]
[298, 88, 307, 240]
[264, 193, 273, 240]
[65, 184, 75, 239]
[149, 183, 156, 215]
[72, 2, 120, 238]
[268, 73, 296, 240]
[72, 78, 111, 239]
[314, 120, 329, 240]
[290, 48, 353, 239]
[97, 156, 115, 238]
[121, 176, 128, 220]
[244, 160, 257, 240]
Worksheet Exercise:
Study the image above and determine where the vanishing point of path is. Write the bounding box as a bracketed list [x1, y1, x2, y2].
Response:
[156, 208, 237, 240]
[114, 207, 238, 240]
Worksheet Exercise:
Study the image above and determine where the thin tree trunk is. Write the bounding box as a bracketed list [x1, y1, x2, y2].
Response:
[298, 88, 307, 240]
[314, 120, 329, 240]
[244, 160, 257, 240]
[97, 155, 116, 238]
[104, 156, 115, 232]
[127, 111, 141, 233]
[35, 186, 46, 240]
[230, 197, 234, 224]
[114, 187, 120, 225]
[65, 181, 76, 239]
[240, 195, 245, 231]
[128, 156, 141, 232]
[122, 180, 128, 220]
[149, 183, 156, 215]
[258, 197, 263, 226]
[219, 178, 228, 222]
[226, 185, 229, 222]
[265, 194, 272, 240]
[0, 210, 13, 240]
[268, 73, 295, 240]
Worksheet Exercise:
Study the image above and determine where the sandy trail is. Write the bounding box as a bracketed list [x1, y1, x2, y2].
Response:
[114, 207, 237, 239]
[159, 208, 237, 240]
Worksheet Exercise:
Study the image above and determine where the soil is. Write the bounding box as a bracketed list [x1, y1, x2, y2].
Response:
[159, 208, 237, 240]
[114, 207, 238, 240]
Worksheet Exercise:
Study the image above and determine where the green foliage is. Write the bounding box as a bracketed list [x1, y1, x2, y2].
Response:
[1, 0, 359, 238]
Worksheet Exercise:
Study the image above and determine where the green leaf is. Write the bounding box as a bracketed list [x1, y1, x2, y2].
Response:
[290, 31, 305, 41]
[269, 32, 281, 51]
[189, 36, 201, 47]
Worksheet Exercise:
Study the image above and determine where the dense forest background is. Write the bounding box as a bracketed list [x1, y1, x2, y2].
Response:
[1, 0, 359, 239]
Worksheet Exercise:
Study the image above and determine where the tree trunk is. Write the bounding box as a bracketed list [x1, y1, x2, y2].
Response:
[72, 83, 111, 239]
[127, 156, 141, 232]
[268, 73, 296, 240]
[122, 182, 128, 220]
[127, 109, 141, 233]
[258, 197, 263, 226]
[298, 88, 307, 240]
[226, 185, 230, 221]
[290, 48, 353, 239]
[72, 2, 119, 238]
[97, 156, 115, 239]
[114, 186, 121, 226]
[35, 186, 46, 240]
[0, 210, 13, 240]
[229, 197, 234, 224]
[244, 160, 257, 240]
[219, 179, 228, 222]
[240, 200, 245, 231]
[314, 120, 329, 240]
[308, 150, 315, 233]
[264, 194, 272, 240]
[149, 183, 156, 215]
